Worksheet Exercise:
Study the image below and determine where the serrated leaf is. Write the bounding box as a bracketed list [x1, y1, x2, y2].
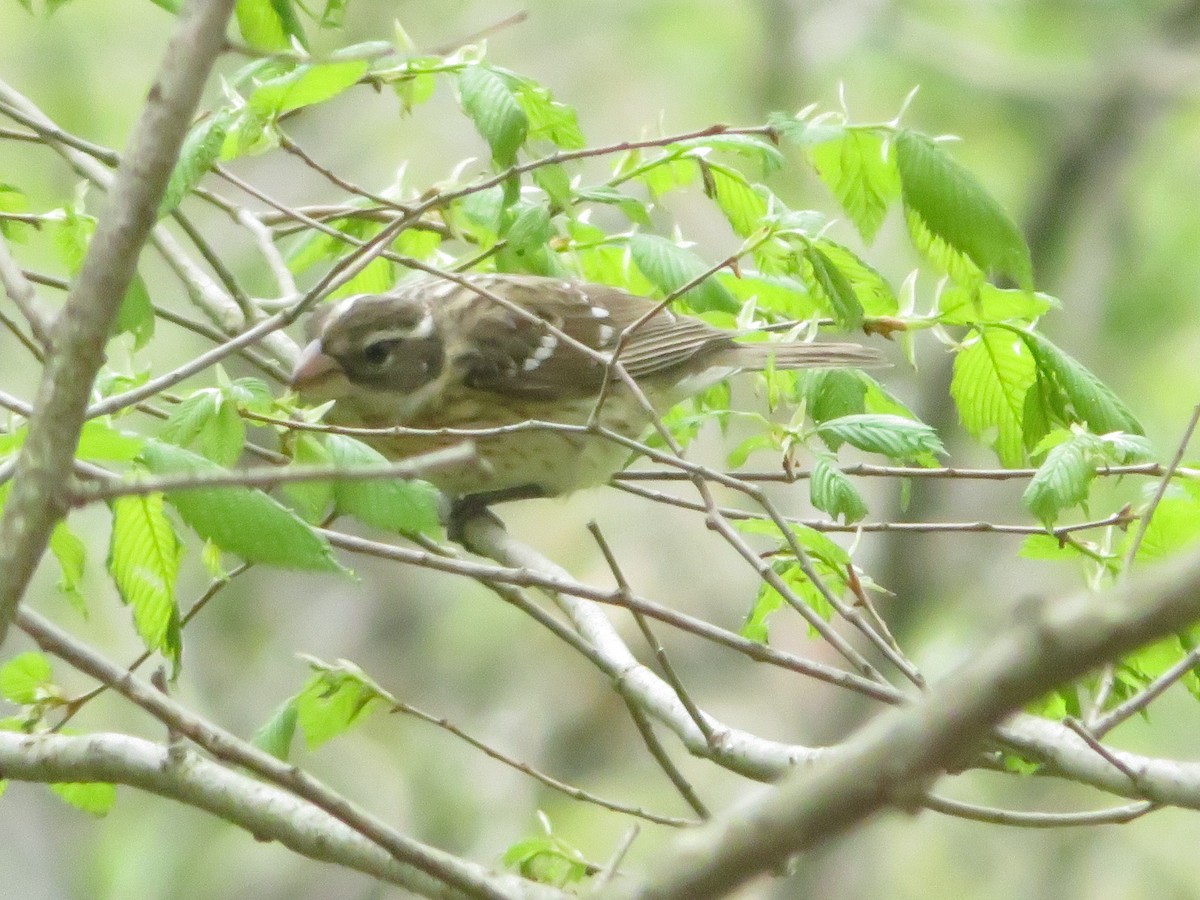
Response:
[512, 82, 585, 149]
[49, 781, 116, 817]
[49, 523, 87, 616]
[800, 369, 867, 423]
[108, 494, 183, 667]
[1127, 496, 1200, 563]
[235, 0, 306, 50]
[801, 243, 864, 330]
[160, 110, 235, 216]
[895, 130, 1032, 288]
[938, 284, 1057, 325]
[75, 421, 146, 461]
[703, 162, 769, 238]
[673, 133, 784, 174]
[283, 433, 334, 522]
[199, 398, 246, 467]
[457, 65, 528, 167]
[0, 183, 30, 241]
[248, 60, 369, 116]
[294, 661, 390, 749]
[160, 390, 221, 448]
[816, 413, 945, 460]
[811, 456, 868, 523]
[811, 239, 898, 317]
[504, 203, 553, 254]
[1021, 331, 1144, 436]
[1022, 433, 1098, 526]
[324, 435, 444, 537]
[0, 652, 53, 704]
[806, 128, 900, 242]
[950, 327, 1037, 466]
[115, 275, 154, 349]
[141, 442, 346, 573]
[253, 699, 299, 761]
[628, 233, 737, 313]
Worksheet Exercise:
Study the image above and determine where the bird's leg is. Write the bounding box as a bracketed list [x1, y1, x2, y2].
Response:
[447, 484, 547, 544]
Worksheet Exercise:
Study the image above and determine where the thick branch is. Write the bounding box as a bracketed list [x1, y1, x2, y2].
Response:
[620, 547, 1200, 899]
[0, 0, 235, 646]
[0, 731, 556, 899]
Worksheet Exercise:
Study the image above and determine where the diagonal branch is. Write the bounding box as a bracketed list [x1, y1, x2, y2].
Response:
[0, 0, 238, 647]
[618, 546, 1200, 899]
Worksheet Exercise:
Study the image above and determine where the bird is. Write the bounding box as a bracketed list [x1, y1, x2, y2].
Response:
[289, 272, 884, 509]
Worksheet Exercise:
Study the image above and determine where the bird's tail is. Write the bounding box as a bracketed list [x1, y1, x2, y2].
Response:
[716, 340, 888, 370]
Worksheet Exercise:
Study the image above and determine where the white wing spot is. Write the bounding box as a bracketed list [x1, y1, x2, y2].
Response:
[590, 306, 609, 319]
[598, 324, 616, 345]
[522, 334, 559, 372]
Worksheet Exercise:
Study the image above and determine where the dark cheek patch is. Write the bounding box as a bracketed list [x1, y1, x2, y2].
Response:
[382, 336, 444, 393]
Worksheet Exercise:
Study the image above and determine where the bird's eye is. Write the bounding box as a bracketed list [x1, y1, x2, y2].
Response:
[362, 339, 396, 367]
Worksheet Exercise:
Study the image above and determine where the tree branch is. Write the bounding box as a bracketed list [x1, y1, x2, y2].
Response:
[0, 0, 237, 647]
[619, 546, 1200, 899]
[0, 730, 557, 899]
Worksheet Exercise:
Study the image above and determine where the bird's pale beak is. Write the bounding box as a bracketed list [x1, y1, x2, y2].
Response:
[290, 339, 343, 391]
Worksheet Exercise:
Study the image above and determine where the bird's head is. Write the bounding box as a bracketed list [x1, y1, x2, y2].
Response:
[290, 293, 445, 399]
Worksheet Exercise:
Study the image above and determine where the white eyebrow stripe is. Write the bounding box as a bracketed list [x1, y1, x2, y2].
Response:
[323, 295, 360, 331]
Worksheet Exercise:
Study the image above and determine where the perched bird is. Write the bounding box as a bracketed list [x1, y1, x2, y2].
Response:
[290, 273, 884, 507]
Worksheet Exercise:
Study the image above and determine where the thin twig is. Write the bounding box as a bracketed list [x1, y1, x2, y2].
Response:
[588, 521, 716, 746]
[924, 794, 1155, 828]
[70, 442, 476, 505]
[621, 696, 711, 821]
[392, 701, 696, 828]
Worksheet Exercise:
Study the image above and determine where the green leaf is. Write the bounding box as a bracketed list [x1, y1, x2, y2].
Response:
[1022, 432, 1098, 526]
[503, 203, 553, 256]
[114, 275, 155, 349]
[252, 699, 299, 761]
[800, 370, 868, 423]
[816, 413, 945, 461]
[937, 284, 1057, 325]
[159, 110, 235, 216]
[49, 523, 87, 616]
[457, 65, 528, 167]
[811, 456, 868, 523]
[0, 652, 54, 704]
[329, 256, 395, 299]
[810, 239, 897, 317]
[160, 390, 221, 449]
[502, 832, 589, 888]
[282, 433, 335, 522]
[108, 494, 183, 667]
[248, 60, 369, 116]
[800, 243, 864, 330]
[895, 130, 1033, 288]
[950, 327, 1038, 466]
[1127, 496, 1200, 563]
[75, 421, 146, 461]
[324, 435, 444, 537]
[199, 398, 246, 467]
[672, 133, 784, 174]
[628, 233, 737, 313]
[49, 781, 116, 817]
[294, 658, 392, 750]
[703, 162, 769, 238]
[0, 183, 31, 242]
[512, 82, 585, 149]
[1020, 331, 1144, 436]
[235, 0, 307, 50]
[141, 442, 346, 573]
[805, 128, 900, 242]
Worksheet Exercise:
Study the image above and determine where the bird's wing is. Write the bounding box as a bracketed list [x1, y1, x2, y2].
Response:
[452, 275, 731, 400]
